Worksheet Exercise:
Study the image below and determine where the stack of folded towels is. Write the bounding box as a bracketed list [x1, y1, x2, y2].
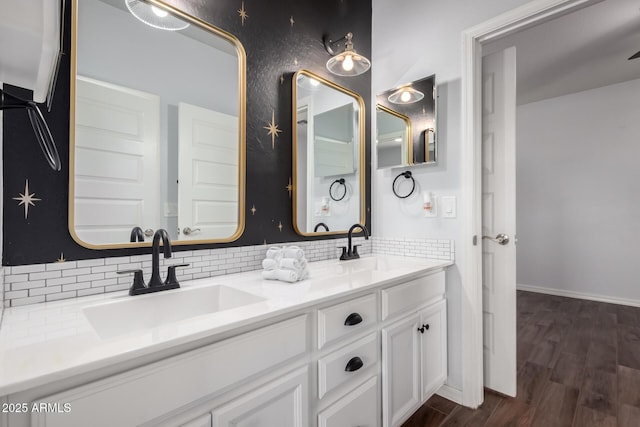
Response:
[261, 246, 309, 283]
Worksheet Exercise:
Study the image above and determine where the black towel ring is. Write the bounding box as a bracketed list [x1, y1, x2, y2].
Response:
[392, 171, 416, 199]
[329, 178, 347, 201]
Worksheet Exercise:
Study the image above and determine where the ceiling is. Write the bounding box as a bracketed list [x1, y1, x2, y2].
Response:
[483, 0, 640, 105]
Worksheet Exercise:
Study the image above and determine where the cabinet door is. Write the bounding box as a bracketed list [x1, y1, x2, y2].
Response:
[211, 367, 308, 427]
[420, 299, 447, 400]
[382, 313, 421, 427]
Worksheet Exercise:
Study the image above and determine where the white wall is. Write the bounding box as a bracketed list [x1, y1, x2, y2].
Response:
[517, 78, 640, 304]
[372, 0, 532, 391]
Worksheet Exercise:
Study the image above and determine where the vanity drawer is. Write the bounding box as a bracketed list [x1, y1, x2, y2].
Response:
[318, 332, 378, 399]
[317, 375, 379, 427]
[318, 293, 377, 349]
[382, 271, 445, 320]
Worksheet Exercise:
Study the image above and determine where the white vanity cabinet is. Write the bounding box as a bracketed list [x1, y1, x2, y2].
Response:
[381, 272, 447, 427]
[0, 261, 449, 427]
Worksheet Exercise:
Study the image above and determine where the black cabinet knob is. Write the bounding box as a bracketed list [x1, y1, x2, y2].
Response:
[424, 323, 430, 330]
[345, 356, 364, 372]
[418, 324, 430, 334]
[344, 312, 363, 326]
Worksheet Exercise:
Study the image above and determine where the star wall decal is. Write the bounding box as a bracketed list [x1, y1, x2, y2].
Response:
[250, 205, 257, 215]
[238, 1, 248, 26]
[286, 177, 293, 198]
[289, 16, 295, 27]
[56, 253, 66, 263]
[264, 110, 282, 149]
[13, 179, 41, 219]
[278, 221, 283, 232]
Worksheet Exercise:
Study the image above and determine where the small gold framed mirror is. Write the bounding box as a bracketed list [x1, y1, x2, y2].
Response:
[292, 70, 366, 235]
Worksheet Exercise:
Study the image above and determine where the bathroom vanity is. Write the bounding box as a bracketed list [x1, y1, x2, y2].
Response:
[0, 255, 449, 427]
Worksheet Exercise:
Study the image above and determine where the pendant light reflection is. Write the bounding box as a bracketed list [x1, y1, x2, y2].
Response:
[323, 32, 371, 77]
[125, 0, 189, 31]
[388, 86, 424, 104]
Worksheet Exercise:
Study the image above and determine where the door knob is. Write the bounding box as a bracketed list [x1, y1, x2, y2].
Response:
[482, 233, 509, 245]
[182, 227, 201, 235]
[144, 228, 154, 237]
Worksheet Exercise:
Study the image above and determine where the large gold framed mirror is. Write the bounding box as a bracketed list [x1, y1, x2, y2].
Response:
[69, 0, 246, 248]
[292, 70, 366, 236]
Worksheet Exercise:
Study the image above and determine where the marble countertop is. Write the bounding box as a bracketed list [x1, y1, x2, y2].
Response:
[0, 255, 451, 396]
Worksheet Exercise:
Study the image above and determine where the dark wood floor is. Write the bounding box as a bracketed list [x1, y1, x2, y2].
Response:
[402, 290, 640, 427]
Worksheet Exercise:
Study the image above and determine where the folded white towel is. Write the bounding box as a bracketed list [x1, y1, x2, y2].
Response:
[282, 246, 304, 260]
[262, 258, 278, 271]
[262, 269, 299, 283]
[279, 258, 307, 271]
[266, 246, 283, 260]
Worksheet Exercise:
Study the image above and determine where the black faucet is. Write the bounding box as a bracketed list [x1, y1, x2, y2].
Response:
[340, 224, 369, 260]
[314, 222, 330, 232]
[130, 226, 145, 242]
[149, 229, 172, 288]
[118, 229, 189, 295]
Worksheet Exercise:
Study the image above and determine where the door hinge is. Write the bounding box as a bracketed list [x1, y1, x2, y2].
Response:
[472, 235, 478, 246]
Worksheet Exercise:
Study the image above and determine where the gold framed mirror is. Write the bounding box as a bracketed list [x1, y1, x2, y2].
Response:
[376, 104, 411, 169]
[69, 0, 246, 248]
[292, 69, 366, 236]
[376, 74, 436, 168]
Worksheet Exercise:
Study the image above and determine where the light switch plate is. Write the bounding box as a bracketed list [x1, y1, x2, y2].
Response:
[441, 196, 457, 218]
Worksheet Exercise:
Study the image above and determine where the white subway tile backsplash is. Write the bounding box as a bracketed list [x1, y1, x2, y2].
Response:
[11, 264, 46, 274]
[2, 237, 451, 307]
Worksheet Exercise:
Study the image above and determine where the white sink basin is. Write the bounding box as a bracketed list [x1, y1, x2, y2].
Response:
[83, 285, 265, 338]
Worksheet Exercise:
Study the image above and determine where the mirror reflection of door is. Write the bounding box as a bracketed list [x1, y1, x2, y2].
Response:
[178, 102, 239, 240]
[293, 70, 365, 235]
[74, 77, 160, 245]
[71, 0, 245, 247]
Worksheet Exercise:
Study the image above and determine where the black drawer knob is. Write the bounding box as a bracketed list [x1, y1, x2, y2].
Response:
[344, 312, 363, 326]
[345, 356, 364, 372]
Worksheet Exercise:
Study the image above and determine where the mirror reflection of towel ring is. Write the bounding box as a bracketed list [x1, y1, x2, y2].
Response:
[392, 171, 416, 199]
[329, 178, 347, 201]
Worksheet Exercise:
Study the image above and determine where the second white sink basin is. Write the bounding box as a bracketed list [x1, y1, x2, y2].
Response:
[83, 285, 265, 338]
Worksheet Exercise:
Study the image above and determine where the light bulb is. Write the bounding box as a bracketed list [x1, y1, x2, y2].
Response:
[151, 5, 168, 17]
[342, 54, 354, 72]
[400, 91, 411, 102]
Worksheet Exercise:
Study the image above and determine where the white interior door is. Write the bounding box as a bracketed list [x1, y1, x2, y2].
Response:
[481, 47, 517, 397]
[74, 76, 160, 245]
[178, 102, 239, 240]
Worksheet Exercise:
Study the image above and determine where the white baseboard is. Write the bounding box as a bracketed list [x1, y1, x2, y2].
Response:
[436, 383, 463, 405]
[517, 284, 640, 308]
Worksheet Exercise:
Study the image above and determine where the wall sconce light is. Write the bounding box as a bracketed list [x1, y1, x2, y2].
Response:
[125, 0, 189, 31]
[323, 32, 371, 76]
[388, 86, 424, 104]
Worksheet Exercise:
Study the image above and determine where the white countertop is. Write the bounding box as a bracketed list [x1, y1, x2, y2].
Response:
[0, 255, 451, 396]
